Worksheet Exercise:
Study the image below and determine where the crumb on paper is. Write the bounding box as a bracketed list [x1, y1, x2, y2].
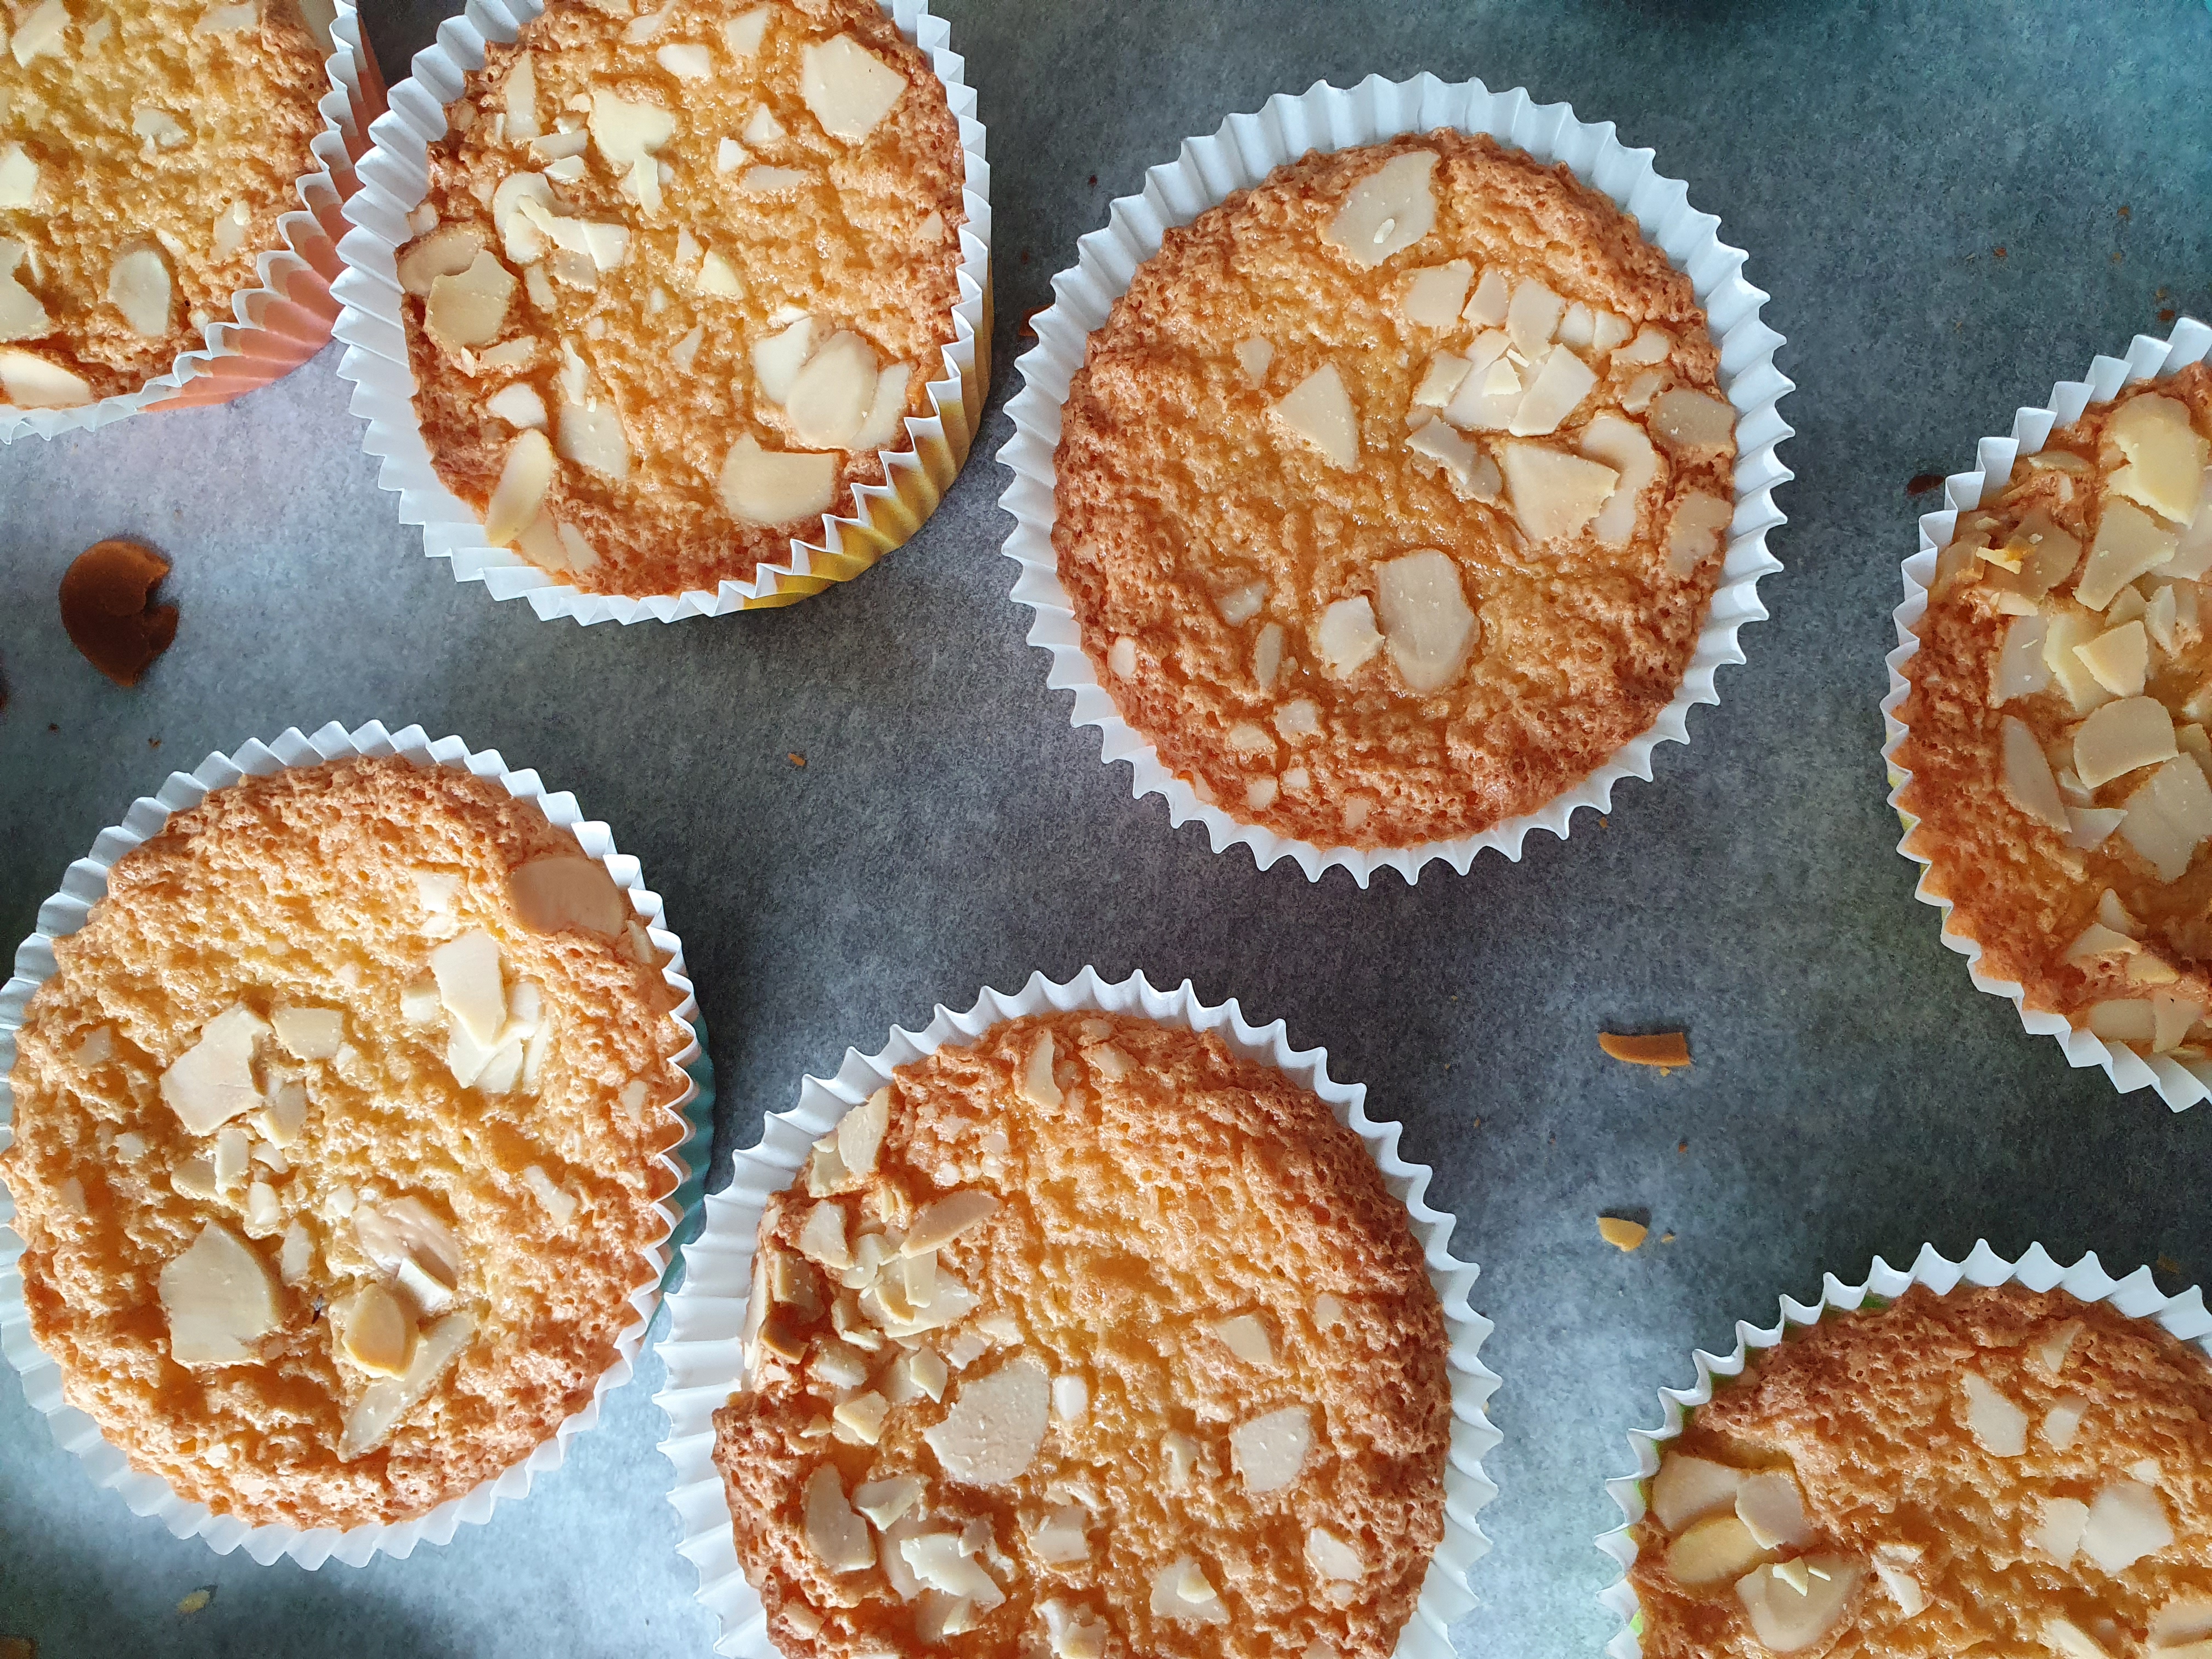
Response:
[2119, 204, 2131, 219]
[59, 540, 178, 688]
[1677, 1139, 1688, 1154]
[1993, 245, 2007, 258]
[2159, 1254, 2184, 1277]
[2, 1636, 38, 1659]
[1660, 1232, 1677, 1244]
[1598, 1030, 1691, 1071]
[177, 1587, 215, 1616]
[788, 753, 805, 768]
[1908, 471, 1945, 495]
[1598, 1216, 1648, 1252]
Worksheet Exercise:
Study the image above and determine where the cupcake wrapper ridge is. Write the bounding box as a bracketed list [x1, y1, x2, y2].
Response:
[0, 718, 706, 1567]
[998, 72, 1793, 886]
[330, 0, 991, 625]
[652, 966, 1500, 1658]
[0, 0, 383, 441]
[1596, 1238, 2212, 1658]
[1881, 316, 2212, 1109]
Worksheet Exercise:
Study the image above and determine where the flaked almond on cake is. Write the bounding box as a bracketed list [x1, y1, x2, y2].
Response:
[1895, 369, 2212, 1057]
[0, 0, 332, 409]
[1052, 132, 1738, 850]
[713, 1012, 1451, 1659]
[390, 0, 967, 597]
[1629, 1285, 2212, 1659]
[0, 757, 690, 1530]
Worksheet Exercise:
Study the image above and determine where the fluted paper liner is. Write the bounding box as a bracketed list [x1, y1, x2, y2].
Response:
[1596, 1240, 2212, 1658]
[0, 0, 382, 441]
[0, 719, 706, 1566]
[1000, 74, 1793, 886]
[1881, 317, 2212, 1109]
[652, 967, 1501, 1658]
[331, 0, 991, 625]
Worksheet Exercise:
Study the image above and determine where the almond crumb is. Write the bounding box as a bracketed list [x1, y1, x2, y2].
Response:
[1599, 1030, 1690, 1070]
[1597, 1215, 1647, 1252]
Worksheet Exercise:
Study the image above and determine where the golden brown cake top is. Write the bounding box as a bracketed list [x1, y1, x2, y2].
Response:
[0, 0, 331, 409]
[1897, 366, 2212, 1049]
[712, 1011, 1452, 1659]
[0, 755, 690, 1531]
[1052, 131, 1737, 851]
[396, 0, 967, 598]
[1630, 1285, 2212, 1659]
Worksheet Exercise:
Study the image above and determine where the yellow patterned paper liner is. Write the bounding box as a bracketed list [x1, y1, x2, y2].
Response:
[330, 0, 991, 626]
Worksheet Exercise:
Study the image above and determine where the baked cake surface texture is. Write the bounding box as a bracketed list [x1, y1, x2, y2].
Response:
[0, 0, 331, 409]
[712, 1011, 1452, 1659]
[0, 755, 689, 1531]
[1897, 367, 2212, 1053]
[1630, 1284, 2212, 1659]
[394, 0, 967, 598]
[1053, 131, 1739, 851]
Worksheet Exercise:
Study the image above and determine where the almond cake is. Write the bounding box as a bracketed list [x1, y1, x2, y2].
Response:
[0, 755, 690, 1530]
[391, 0, 968, 596]
[0, 0, 332, 410]
[1629, 1285, 2212, 1659]
[1895, 369, 2212, 1057]
[1053, 131, 1739, 850]
[712, 1011, 1452, 1659]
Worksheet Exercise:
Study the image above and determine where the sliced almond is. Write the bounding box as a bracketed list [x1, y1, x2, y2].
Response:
[787, 328, 878, 449]
[1499, 441, 1618, 544]
[1505, 278, 1565, 358]
[1578, 413, 1659, 548]
[655, 42, 710, 78]
[1313, 595, 1385, 679]
[1734, 1470, 1813, 1549]
[0, 348, 92, 409]
[1273, 364, 1358, 470]
[1666, 1512, 1768, 1586]
[2120, 754, 2212, 881]
[160, 1005, 269, 1135]
[2075, 697, 2177, 789]
[1322, 150, 1437, 268]
[1735, 1558, 1863, 1653]
[484, 429, 556, 546]
[1402, 260, 1472, 328]
[108, 245, 173, 338]
[719, 435, 837, 527]
[2081, 1479, 2172, 1573]
[510, 853, 625, 935]
[1374, 547, 1476, 695]
[1151, 1557, 1228, 1624]
[556, 399, 631, 479]
[904, 1190, 997, 1256]
[0, 247, 51, 342]
[0, 142, 40, 210]
[724, 7, 769, 54]
[398, 224, 484, 297]
[2078, 499, 2180, 610]
[2076, 619, 2149, 698]
[491, 173, 556, 265]
[1229, 1406, 1310, 1492]
[158, 1221, 280, 1367]
[1212, 1313, 1272, 1364]
[1650, 387, 1735, 450]
[425, 250, 515, 353]
[923, 1357, 1050, 1485]
[2108, 394, 2209, 526]
[334, 1281, 416, 1376]
[1651, 1452, 1746, 1532]
[800, 34, 907, 143]
[486, 382, 547, 430]
[1462, 267, 1509, 327]
[10, 0, 68, 64]
[1960, 1372, 2028, 1455]
[1507, 343, 1596, 436]
[752, 315, 815, 403]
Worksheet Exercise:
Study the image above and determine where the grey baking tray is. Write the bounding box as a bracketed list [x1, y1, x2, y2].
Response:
[3, 0, 2210, 1652]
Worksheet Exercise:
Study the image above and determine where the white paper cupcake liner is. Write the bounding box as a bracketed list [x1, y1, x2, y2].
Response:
[0, 718, 704, 1567]
[0, 0, 381, 441]
[1881, 316, 2212, 1110]
[1595, 1239, 2212, 1659]
[331, 0, 991, 625]
[998, 74, 1793, 887]
[652, 966, 1502, 1658]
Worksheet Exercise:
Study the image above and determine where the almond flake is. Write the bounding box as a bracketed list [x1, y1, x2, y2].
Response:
[1323, 150, 1437, 268]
